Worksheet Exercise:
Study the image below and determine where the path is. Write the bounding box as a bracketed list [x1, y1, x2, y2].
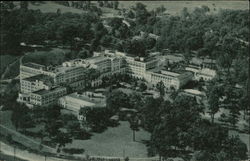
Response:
[1, 56, 20, 79]
[0, 142, 159, 161]
[1, 51, 33, 80]
[0, 141, 66, 161]
[0, 124, 55, 153]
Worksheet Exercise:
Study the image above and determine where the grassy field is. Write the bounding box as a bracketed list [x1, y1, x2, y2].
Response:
[119, 1, 249, 15]
[66, 121, 150, 157]
[0, 111, 15, 130]
[22, 48, 70, 66]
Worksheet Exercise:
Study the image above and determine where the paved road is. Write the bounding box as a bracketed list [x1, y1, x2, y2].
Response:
[0, 141, 67, 161]
[0, 124, 55, 153]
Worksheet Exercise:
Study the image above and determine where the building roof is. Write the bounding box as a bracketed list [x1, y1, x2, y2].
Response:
[23, 74, 54, 85]
[183, 89, 204, 96]
[165, 55, 185, 62]
[126, 55, 157, 63]
[85, 56, 110, 64]
[199, 68, 216, 76]
[203, 58, 216, 64]
[190, 57, 203, 65]
[160, 70, 180, 77]
[55, 65, 85, 73]
[150, 69, 193, 80]
[62, 92, 106, 107]
[32, 86, 66, 96]
[23, 62, 45, 70]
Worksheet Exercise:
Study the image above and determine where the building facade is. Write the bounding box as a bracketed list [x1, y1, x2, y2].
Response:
[20, 74, 54, 94]
[29, 86, 67, 107]
[150, 70, 193, 90]
[185, 66, 216, 81]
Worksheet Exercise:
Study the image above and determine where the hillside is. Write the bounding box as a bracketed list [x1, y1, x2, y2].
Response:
[14, 1, 249, 15]
[119, 1, 249, 15]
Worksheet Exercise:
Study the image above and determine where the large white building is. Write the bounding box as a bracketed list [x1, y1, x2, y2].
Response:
[185, 66, 216, 81]
[58, 91, 106, 113]
[20, 74, 54, 94]
[30, 86, 67, 107]
[58, 91, 106, 120]
[149, 70, 193, 90]
[18, 50, 199, 107]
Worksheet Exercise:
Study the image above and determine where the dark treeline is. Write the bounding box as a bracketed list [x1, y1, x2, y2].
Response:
[1, 2, 249, 61]
[0, 1, 102, 55]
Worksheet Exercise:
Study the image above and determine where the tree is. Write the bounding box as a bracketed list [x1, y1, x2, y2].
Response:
[191, 151, 216, 161]
[106, 90, 130, 114]
[54, 132, 72, 149]
[11, 104, 32, 131]
[129, 92, 144, 110]
[216, 53, 233, 74]
[127, 10, 135, 19]
[77, 49, 92, 59]
[139, 82, 147, 91]
[207, 84, 223, 123]
[104, 1, 109, 7]
[56, 8, 61, 15]
[221, 136, 248, 161]
[130, 39, 147, 57]
[113, 1, 119, 10]
[23, 24, 48, 44]
[134, 2, 149, 25]
[141, 97, 164, 132]
[20, 1, 28, 11]
[156, 5, 166, 16]
[151, 96, 202, 158]
[156, 81, 165, 96]
[129, 115, 139, 142]
[98, 1, 104, 7]
[190, 120, 228, 153]
[181, 7, 190, 19]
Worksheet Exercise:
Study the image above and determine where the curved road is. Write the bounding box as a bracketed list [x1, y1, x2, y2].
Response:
[0, 141, 67, 161]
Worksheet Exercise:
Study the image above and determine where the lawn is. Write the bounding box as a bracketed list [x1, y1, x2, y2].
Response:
[66, 121, 150, 157]
[0, 111, 15, 130]
[119, 1, 249, 15]
[22, 48, 70, 66]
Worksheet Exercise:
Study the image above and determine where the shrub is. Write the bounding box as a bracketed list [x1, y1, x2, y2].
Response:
[62, 148, 85, 154]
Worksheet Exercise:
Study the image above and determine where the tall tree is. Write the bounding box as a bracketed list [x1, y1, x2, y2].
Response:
[20, 1, 28, 11]
[156, 81, 165, 96]
[207, 84, 223, 123]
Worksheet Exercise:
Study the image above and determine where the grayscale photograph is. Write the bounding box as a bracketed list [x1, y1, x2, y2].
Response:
[0, 1, 249, 161]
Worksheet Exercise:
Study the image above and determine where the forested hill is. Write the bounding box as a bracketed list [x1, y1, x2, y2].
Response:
[0, 1, 249, 85]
